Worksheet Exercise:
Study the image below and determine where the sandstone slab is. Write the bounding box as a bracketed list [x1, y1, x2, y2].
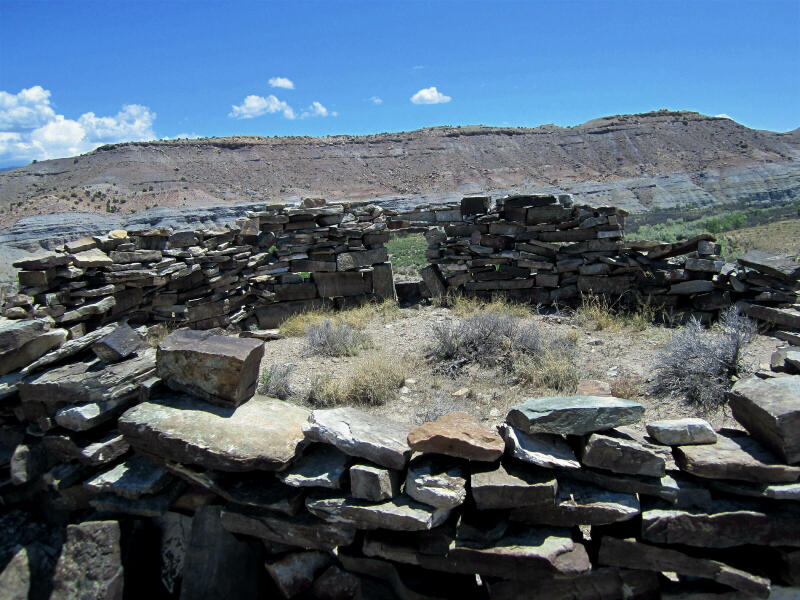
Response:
[157, 329, 264, 407]
[277, 444, 350, 489]
[349, 463, 402, 501]
[83, 454, 172, 499]
[119, 395, 309, 471]
[646, 417, 717, 445]
[406, 411, 504, 461]
[71, 248, 113, 268]
[580, 430, 666, 477]
[470, 461, 558, 510]
[20, 324, 116, 374]
[506, 395, 644, 435]
[1, 327, 67, 376]
[674, 429, 800, 483]
[404, 455, 467, 509]
[50, 521, 124, 600]
[306, 493, 450, 531]
[91, 323, 143, 362]
[303, 407, 411, 469]
[728, 375, 800, 464]
[501, 425, 580, 469]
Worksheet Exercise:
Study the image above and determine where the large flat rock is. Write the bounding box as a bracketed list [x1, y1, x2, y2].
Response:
[674, 429, 800, 483]
[738, 250, 800, 282]
[728, 375, 800, 464]
[118, 394, 309, 471]
[470, 461, 558, 510]
[645, 417, 717, 446]
[407, 411, 504, 461]
[303, 407, 412, 470]
[501, 425, 580, 470]
[157, 329, 264, 407]
[506, 395, 644, 435]
[305, 493, 450, 531]
[580, 430, 666, 477]
[277, 444, 350, 489]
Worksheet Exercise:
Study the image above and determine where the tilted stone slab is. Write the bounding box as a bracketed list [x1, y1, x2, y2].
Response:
[598, 537, 771, 598]
[13, 251, 71, 270]
[349, 463, 402, 501]
[83, 454, 172, 499]
[404, 455, 467, 509]
[470, 461, 558, 510]
[506, 396, 644, 435]
[20, 324, 116, 374]
[501, 425, 581, 469]
[580, 430, 666, 477]
[485, 568, 660, 600]
[305, 493, 450, 531]
[277, 444, 350, 489]
[728, 375, 800, 464]
[157, 329, 264, 407]
[303, 407, 412, 469]
[91, 323, 143, 363]
[738, 250, 800, 282]
[220, 507, 357, 551]
[0, 317, 53, 356]
[674, 429, 800, 483]
[646, 417, 717, 446]
[71, 248, 113, 268]
[641, 501, 800, 548]
[407, 411, 504, 462]
[50, 521, 123, 600]
[265, 551, 333, 599]
[0, 328, 67, 376]
[118, 395, 309, 471]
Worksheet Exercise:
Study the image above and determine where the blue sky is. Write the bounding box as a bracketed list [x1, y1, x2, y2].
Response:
[1, 0, 798, 167]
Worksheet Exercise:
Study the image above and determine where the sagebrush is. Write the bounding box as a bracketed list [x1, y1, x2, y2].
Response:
[305, 354, 407, 407]
[305, 319, 370, 357]
[257, 363, 294, 399]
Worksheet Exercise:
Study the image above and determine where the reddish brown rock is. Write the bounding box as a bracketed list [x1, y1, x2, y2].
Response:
[407, 411, 504, 462]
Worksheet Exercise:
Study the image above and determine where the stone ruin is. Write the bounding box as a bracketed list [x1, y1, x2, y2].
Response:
[1, 193, 799, 599]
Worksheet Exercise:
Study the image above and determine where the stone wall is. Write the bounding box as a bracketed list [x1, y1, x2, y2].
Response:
[1, 325, 799, 598]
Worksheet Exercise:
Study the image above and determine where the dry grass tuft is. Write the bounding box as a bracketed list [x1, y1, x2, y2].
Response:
[435, 294, 531, 319]
[573, 294, 667, 332]
[257, 363, 294, 399]
[610, 375, 645, 400]
[305, 319, 370, 357]
[306, 353, 408, 407]
[514, 337, 579, 393]
[278, 299, 400, 337]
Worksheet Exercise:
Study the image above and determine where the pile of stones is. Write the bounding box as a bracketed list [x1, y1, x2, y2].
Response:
[420, 195, 800, 328]
[2, 326, 799, 598]
[1, 198, 395, 336]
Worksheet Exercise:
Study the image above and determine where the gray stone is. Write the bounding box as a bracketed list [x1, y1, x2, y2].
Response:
[484, 568, 660, 600]
[310, 565, 362, 600]
[739, 250, 800, 282]
[336, 248, 388, 270]
[157, 329, 264, 407]
[50, 521, 124, 600]
[20, 324, 116, 374]
[277, 444, 350, 489]
[89, 482, 186, 518]
[0, 546, 30, 600]
[501, 425, 580, 469]
[10, 443, 46, 485]
[152, 512, 192, 594]
[646, 417, 717, 445]
[71, 248, 112, 268]
[405, 455, 467, 509]
[598, 537, 770, 598]
[83, 454, 172, 498]
[739, 303, 800, 330]
[76, 432, 130, 466]
[470, 461, 558, 510]
[349, 463, 402, 501]
[13, 250, 71, 270]
[567, 467, 681, 504]
[580, 430, 666, 477]
[306, 493, 451, 531]
[728, 375, 800, 464]
[506, 395, 644, 435]
[0, 317, 53, 356]
[0, 328, 67, 376]
[674, 429, 800, 483]
[109, 249, 162, 264]
[265, 551, 333, 598]
[303, 407, 411, 469]
[220, 507, 357, 551]
[55, 296, 116, 324]
[119, 395, 309, 471]
[668, 280, 715, 295]
[91, 323, 143, 362]
[510, 479, 640, 526]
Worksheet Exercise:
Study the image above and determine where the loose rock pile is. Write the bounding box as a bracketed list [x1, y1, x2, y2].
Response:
[2, 325, 800, 598]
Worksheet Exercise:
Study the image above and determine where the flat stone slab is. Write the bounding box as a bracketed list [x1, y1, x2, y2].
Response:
[641, 501, 800, 548]
[406, 411, 504, 461]
[510, 479, 640, 526]
[501, 426, 580, 470]
[72, 248, 113, 268]
[83, 454, 172, 499]
[598, 537, 771, 598]
[646, 418, 717, 446]
[50, 520, 123, 600]
[349, 463, 402, 501]
[674, 429, 800, 483]
[728, 375, 800, 464]
[277, 444, 350, 489]
[404, 455, 467, 509]
[265, 551, 332, 599]
[303, 407, 411, 470]
[157, 329, 264, 407]
[506, 396, 644, 435]
[739, 250, 800, 282]
[470, 461, 558, 510]
[119, 394, 309, 471]
[580, 431, 666, 477]
[306, 493, 450, 531]
[91, 323, 143, 363]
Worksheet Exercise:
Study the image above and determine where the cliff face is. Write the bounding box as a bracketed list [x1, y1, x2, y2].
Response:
[1, 110, 798, 228]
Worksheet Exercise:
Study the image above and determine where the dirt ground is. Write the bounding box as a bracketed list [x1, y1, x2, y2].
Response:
[257, 303, 783, 432]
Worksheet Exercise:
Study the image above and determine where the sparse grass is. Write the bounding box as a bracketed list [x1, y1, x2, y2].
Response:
[306, 353, 408, 407]
[386, 233, 427, 277]
[257, 363, 294, 399]
[305, 319, 370, 357]
[514, 335, 579, 393]
[652, 307, 757, 407]
[573, 294, 665, 332]
[278, 299, 400, 337]
[610, 375, 645, 400]
[435, 294, 531, 319]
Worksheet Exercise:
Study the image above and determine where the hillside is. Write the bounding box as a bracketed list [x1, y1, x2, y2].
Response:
[0, 110, 799, 228]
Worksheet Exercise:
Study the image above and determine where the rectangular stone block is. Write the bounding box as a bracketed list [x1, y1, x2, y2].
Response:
[461, 196, 492, 216]
[371, 263, 397, 300]
[336, 248, 389, 271]
[274, 282, 318, 301]
[313, 272, 371, 298]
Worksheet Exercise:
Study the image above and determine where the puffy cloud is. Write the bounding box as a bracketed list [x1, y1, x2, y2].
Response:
[0, 86, 156, 166]
[229, 94, 295, 120]
[268, 77, 295, 90]
[369, 96, 383, 105]
[300, 101, 337, 119]
[410, 86, 451, 105]
[715, 113, 733, 120]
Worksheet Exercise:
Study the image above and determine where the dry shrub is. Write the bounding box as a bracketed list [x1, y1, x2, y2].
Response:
[574, 294, 665, 332]
[438, 294, 531, 319]
[257, 363, 294, 399]
[610, 375, 644, 399]
[305, 319, 370, 357]
[278, 299, 399, 337]
[652, 307, 757, 407]
[514, 336, 579, 393]
[306, 354, 407, 408]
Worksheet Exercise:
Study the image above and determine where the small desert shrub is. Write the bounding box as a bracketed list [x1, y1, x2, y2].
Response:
[652, 307, 757, 406]
[305, 319, 370, 357]
[416, 391, 471, 424]
[610, 375, 644, 399]
[257, 363, 294, 399]
[306, 354, 407, 407]
[514, 335, 579, 393]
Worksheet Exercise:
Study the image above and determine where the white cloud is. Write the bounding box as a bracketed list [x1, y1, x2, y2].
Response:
[715, 113, 733, 120]
[269, 77, 295, 90]
[300, 101, 337, 119]
[229, 94, 295, 120]
[410, 86, 451, 105]
[369, 96, 383, 105]
[163, 132, 201, 140]
[0, 86, 156, 166]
